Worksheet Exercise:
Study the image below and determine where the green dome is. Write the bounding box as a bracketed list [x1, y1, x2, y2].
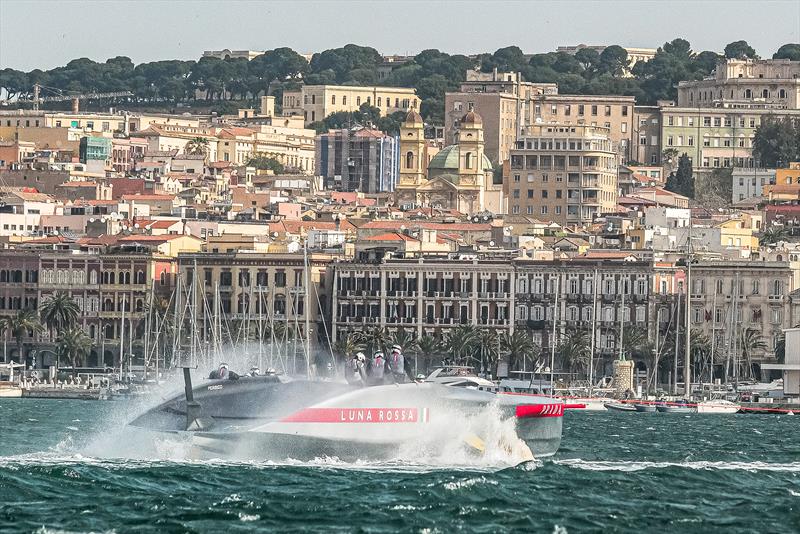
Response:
[427, 145, 493, 176]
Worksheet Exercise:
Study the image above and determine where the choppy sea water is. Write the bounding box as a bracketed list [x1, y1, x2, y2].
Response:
[0, 398, 798, 533]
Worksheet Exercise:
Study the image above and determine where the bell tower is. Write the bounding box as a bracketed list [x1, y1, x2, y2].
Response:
[395, 110, 426, 205]
[457, 111, 484, 188]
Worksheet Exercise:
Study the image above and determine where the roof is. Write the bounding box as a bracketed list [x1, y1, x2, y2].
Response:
[461, 111, 482, 125]
[361, 221, 492, 232]
[145, 220, 181, 230]
[404, 110, 423, 125]
[352, 128, 389, 139]
[120, 194, 176, 201]
[428, 145, 492, 172]
[118, 234, 185, 243]
[58, 181, 97, 188]
[364, 232, 418, 242]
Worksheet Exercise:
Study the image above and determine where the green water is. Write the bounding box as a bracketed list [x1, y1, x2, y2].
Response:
[0, 398, 798, 533]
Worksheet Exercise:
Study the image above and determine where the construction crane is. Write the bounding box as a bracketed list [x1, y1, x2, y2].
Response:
[19, 84, 133, 112]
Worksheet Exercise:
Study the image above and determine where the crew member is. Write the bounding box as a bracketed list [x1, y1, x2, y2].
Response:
[370, 351, 386, 385]
[346, 352, 367, 386]
[388, 344, 406, 383]
[209, 363, 240, 380]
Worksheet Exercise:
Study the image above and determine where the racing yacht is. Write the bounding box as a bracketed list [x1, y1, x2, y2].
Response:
[129, 366, 565, 461]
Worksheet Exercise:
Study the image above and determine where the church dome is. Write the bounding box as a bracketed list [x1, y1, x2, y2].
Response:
[404, 110, 423, 125]
[461, 111, 482, 125]
[427, 145, 493, 176]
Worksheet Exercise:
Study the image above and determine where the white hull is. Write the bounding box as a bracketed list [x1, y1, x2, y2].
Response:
[0, 387, 22, 398]
[561, 397, 614, 411]
[696, 401, 739, 414]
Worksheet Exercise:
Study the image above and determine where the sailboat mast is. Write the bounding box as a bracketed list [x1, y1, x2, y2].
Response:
[684, 223, 692, 396]
[618, 275, 626, 361]
[119, 293, 125, 381]
[549, 274, 559, 388]
[304, 243, 311, 379]
[588, 267, 599, 396]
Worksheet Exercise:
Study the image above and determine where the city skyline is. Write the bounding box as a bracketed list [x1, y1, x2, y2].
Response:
[1, 0, 798, 70]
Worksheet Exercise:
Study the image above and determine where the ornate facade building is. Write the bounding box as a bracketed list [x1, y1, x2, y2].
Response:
[394, 111, 502, 215]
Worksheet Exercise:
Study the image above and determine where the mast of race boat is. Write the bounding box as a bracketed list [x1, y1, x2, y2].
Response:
[119, 293, 125, 381]
[304, 240, 312, 379]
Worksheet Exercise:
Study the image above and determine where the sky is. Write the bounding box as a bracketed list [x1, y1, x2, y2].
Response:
[1, 0, 799, 71]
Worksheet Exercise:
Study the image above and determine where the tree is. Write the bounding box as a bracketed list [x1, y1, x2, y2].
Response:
[56, 327, 93, 377]
[332, 332, 363, 363]
[556, 329, 590, 379]
[414, 334, 442, 373]
[759, 224, 789, 246]
[695, 167, 733, 209]
[724, 40, 758, 60]
[0, 310, 44, 362]
[185, 137, 209, 156]
[476, 328, 500, 371]
[665, 153, 695, 198]
[598, 45, 630, 77]
[39, 292, 80, 340]
[364, 326, 389, 357]
[500, 330, 539, 372]
[773, 43, 800, 61]
[444, 325, 479, 366]
[247, 153, 285, 173]
[753, 117, 800, 167]
[739, 328, 767, 380]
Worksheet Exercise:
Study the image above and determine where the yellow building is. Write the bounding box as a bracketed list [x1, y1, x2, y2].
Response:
[394, 110, 502, 214]
[282, 85, 419, 125]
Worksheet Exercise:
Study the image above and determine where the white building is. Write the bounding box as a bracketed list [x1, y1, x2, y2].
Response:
[762, 327, 800, 398]
[732, 167, 776, 203]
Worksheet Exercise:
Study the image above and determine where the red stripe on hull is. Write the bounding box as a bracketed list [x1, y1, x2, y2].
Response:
[515, 404, 564, 418]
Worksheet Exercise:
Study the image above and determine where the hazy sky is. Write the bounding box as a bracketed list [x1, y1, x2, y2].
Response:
[1, 0, 799, 71]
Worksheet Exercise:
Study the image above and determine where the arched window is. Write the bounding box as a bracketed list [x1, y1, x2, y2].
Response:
[90, 271, 97, 285]
[405, 151, 414, 169]
[465, 152, 473, 169]
[744, 89, 752, 99]
[517, 305, 528, 321]
[136, 270, 145, 284]
[0, 271, 6, 283]
[762, 89, 769, 99]
[779, 89, 786, 99]
[135, 299, 143, 312]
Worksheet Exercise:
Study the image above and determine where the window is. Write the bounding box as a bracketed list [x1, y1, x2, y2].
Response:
[591, 105, 598, 116]
[331, 95, 336, 104]
[342, 96, 346, 105]
[578, 104, 585, 115]
[356, 96, 361, 106]
[688, 136, 694, 146]
[541, 206, 548, 215]
[621, 123, 627, 133]
[565, 105, 571, 116]
[604, 105, 611, 116]
[622, 106, 628, 117]
[542, 190, 548, 199]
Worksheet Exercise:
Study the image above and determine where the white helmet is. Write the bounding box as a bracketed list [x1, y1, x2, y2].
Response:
[356, 352, 366, 361]
[391, 344, 401, 352]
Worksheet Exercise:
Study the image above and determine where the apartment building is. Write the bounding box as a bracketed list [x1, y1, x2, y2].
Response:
[444, 70, 558, 163]
[315, 127, 399, 193]
[282, 85, 419, 126]
[732, 167, 776, 203]
[689, 260, 793, 370]
[660, 105, 800, 174]
[522, 94, 636, 163]
[176, 252, 335, 363]
[677, 59, 800, 110]
[332, 256, 660, 377]
[506, 124, 617, 225]
[632, 106, 662, 165]
[202, 49, 265, 61]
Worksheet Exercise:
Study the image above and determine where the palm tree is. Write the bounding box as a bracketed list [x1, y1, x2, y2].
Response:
[759, 225, 789, 246]
[364, 326, 389, 356]
[689, 329, 713, 382]
[40, 292, 80, 340]
[332, 332, 363, 363]
[0, 310, 44, 362]
[387, 328, 416, 354]
[476, 328, 499, 372]
[500, 330, 539, 372]
[56, 327, 93, 377]
[185, 137, 209, 156]
[414, 334, 442, 374]
[740, 328, 767, 380]
[556, 329, 590, 381]
[444, 324, 479, 366]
